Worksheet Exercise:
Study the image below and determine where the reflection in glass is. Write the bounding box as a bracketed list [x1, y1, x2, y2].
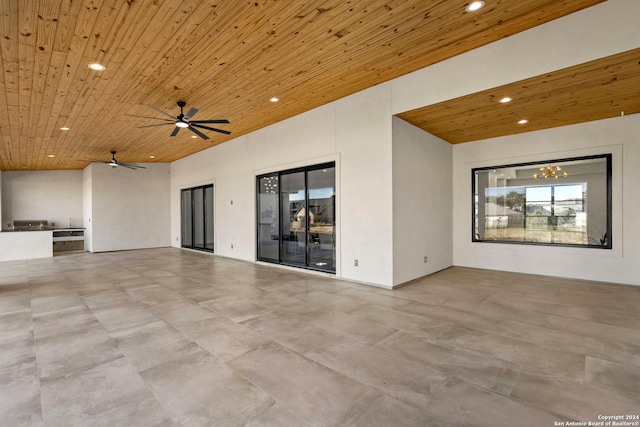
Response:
[307, 167, 335, 271]
[280, 171, 306, 266]
[257, 174, 279, 261]
[473, 155, 611, 248]
[256, 163, 336, 272]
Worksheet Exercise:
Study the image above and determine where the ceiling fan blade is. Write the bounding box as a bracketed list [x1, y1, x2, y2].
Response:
[125, 113, 173, 121]
[191, 123, 231, 135]
[190, 119, 230, 124]
[120, 163, 146, 170]
[147, 104, 177, 120]
[170, 126, 181, 137]
[184, 107, 199, 120]
[138, 123, 175, 128]
[187, 125, 210, 140]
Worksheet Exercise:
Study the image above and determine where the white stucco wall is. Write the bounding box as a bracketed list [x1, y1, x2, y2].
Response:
[392, 117, 453, 286]
[0, 171, 2, 226]
[0, 230, 52, 262]
[391, 0, 640, 115]
[169, 0, 639, 288]
[1, 170, 83, 229]
[82, 165, 94, 252]
[89, 163, 171, 252]
[453, 116, 637, 286]
[171, 84, 395, 287]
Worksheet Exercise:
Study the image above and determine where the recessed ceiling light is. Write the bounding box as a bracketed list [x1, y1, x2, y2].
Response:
[149, 155, 155, 159]
[60, 127, 70, 131]
[499, 97, 512, 103]
[270, 97, 279, 103]
[87, 63, 106, 71]
[47, 154, 55, 158]
[191, 135, 198, 139]
[465, 1, 485, 12]
[518, 119, 529, 124]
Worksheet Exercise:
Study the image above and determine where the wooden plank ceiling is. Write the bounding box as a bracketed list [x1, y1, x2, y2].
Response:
[0, 0, 604, 171]
[397, 48, 640, 144]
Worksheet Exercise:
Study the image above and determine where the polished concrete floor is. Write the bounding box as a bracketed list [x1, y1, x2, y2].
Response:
[1, 248, 639, 426]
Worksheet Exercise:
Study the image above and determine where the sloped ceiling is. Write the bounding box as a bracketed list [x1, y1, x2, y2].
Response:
[0, 0, 607, 170]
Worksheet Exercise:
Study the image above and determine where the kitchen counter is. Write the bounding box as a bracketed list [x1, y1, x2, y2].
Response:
[0, 228, 86, 261]
[2, 227, 85, 231]
[0, 229, 53, 261]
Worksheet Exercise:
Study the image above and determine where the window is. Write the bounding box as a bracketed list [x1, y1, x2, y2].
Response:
[181, 184, 214, 252]
[257, 163, 335, 272]
[472, 154, 611, 248]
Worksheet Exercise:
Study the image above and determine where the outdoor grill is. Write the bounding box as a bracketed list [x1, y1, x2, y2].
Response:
[12, 220, 55, 231]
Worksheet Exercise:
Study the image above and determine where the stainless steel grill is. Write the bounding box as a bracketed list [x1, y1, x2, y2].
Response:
[12, 220, 54, 231]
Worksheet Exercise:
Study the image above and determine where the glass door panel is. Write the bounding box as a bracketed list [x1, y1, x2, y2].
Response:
[307, 166, 335, 271]
[193, 187, 205, 249]
[181, 190, 192, 247]
[181, 184, 214, 253]
[256, 162, 335, 273]
[257, 174, 279, 261]
[204, 185, 214, 251]
[280, 171, 306, 266]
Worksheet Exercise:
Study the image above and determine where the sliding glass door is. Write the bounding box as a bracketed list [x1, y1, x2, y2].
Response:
[307, 167, 335, 270]
[181, 184, 214, 252]
[280, 170, 306, 266]
[257, 163, 335, 272]
[257, 174, 279, 262]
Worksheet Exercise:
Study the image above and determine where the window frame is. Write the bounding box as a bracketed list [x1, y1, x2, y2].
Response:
[471, 154, 612, 249]
[181, 184, 214, 253]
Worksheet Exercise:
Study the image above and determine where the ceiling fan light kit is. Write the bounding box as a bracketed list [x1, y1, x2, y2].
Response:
[130, 101, 231, 141]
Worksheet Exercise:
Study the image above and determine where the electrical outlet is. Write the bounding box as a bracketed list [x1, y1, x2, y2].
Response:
[231, 244, 234, 249]
[424, 256, 428, 263]
[354, 259, 358, 267]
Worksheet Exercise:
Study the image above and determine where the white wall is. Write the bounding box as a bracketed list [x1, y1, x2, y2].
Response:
[392, 117, 453, 286]
[387, 0, 640, 286]
[335, 85, 394, 286]
[82, 166, 94, 252]
[0, 230, 52, 261]
[171, 84, 395, 287]
[453, 116, 636, 285]
[391, 0, 640, 115]
[171, 102, 340, 261]
[1, 170, 83, 229]
[88, 163, 171, 252]
[168, 0, 639, 288]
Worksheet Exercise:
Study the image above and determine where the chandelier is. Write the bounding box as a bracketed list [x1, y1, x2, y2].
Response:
[533, 166, 568, 179]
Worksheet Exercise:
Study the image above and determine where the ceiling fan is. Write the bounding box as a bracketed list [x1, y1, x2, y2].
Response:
[104, 151, 146, 170]
[127, 101, 231, 140]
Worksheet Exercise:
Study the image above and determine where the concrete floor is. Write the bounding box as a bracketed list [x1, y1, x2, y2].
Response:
[1, 248, 638, 426]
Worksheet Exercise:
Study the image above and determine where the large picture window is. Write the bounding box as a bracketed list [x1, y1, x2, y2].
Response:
[472, 154, 611, 248]
[257, 162, 335, 272]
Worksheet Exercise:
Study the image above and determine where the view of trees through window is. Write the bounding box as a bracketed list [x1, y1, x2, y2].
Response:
[473, 155, 611, 248]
